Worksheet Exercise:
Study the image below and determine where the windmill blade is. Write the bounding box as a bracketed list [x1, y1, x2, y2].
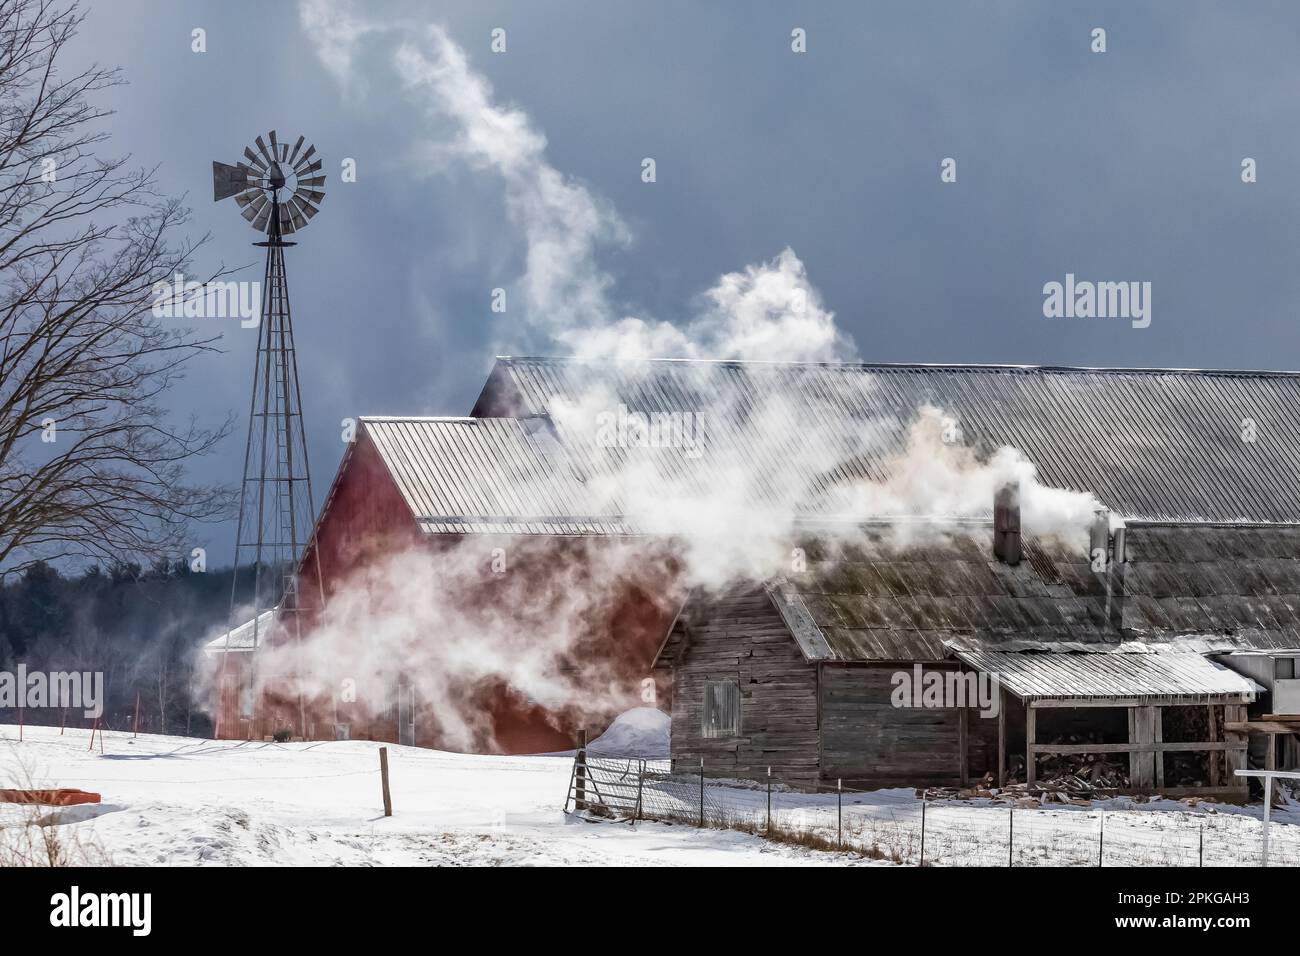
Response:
[295, 159, 323, 179]
[234, 188, 263, 208]
[240, 194, 268, 223]
[296, 144, 316, 169]
[251, 205, 272, 232]
[289, 207, 307, 232]
[299, 201, 319, 220]
[254, 135, 276, 168]
[270, 130, 290, 162]
[287, 135, 305, 166]
[243, 146, 267, 171]
[298, 175, 326, 189]
[292, 186, 325, 206]
[212, 161, 253, 201]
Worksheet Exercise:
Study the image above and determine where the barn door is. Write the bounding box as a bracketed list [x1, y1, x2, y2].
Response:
[397, 679, 416, 747]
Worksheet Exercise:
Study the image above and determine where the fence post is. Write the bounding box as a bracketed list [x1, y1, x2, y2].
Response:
[1199, 820, 1204, 867]
[379, 746, 392, 817]
[837, 778, 843, 848]
[918, 793, 926, 867]
[698, 757, 705, 828]
[575, 729, 587, 812]
[133, 690, 140, 738]
[17, 706, 21, 742]
[636, 759, 644, 822]
[1008, 808, 1014, 867]
[1098, 811, 1104, 867]
[766, 767, 772, 832]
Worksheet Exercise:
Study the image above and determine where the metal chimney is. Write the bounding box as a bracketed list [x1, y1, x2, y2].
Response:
[1090, 510, 1111, 569]
[993, 481, 1021, 565]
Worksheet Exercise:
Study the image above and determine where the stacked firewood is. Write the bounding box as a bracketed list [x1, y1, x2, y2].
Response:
[918, 732, 1134, 803]
[1029, 738, 1130, 792]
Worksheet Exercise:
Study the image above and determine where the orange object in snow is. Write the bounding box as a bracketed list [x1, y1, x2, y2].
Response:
[0, 788, 101, 806]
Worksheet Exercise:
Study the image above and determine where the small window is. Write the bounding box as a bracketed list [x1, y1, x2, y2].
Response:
[702, 680, 741, 738]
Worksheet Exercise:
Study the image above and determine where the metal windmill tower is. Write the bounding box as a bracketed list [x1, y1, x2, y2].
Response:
[213, 131, 327, 738]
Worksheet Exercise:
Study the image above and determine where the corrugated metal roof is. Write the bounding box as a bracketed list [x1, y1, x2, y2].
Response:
[1122, 525, 1300, 650]
[478, 357, 1300, 524]
[955, 649, 1260, 702]
[203, 609, 277, 653]
[768, 531, 1115, 661]
[764, 527, 1300, 661]
[361, 416, 631, 535]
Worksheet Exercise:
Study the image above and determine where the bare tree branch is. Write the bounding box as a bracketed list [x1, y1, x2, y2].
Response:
[0, 0, 234, 575]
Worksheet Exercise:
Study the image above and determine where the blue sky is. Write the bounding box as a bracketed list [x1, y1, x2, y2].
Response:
[65, 0, 1300, 563]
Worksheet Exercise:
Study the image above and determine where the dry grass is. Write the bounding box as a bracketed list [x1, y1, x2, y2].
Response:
[0, 746, 110, 866]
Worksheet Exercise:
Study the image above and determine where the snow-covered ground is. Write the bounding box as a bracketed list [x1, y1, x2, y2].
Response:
[1, 722, 1295, 866]
[586, 707, 670, 758]
[0, 724, 872, 866]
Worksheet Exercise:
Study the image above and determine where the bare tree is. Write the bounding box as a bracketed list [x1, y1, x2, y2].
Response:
[0, 0, 232, 574]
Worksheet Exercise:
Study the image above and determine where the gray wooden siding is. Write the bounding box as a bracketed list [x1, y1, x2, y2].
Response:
[670, 589, 821, 786]
[821, 665, 996, 787]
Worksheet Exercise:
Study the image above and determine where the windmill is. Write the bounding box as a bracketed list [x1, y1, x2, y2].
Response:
[213, 131, 327, 739]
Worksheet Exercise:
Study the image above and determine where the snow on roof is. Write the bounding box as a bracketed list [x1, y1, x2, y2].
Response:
[955, 648, 1261, 702]
[204, 608, 277, 654]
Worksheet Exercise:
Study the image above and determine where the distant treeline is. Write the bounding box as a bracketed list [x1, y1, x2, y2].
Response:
[0, 560, 257, 737]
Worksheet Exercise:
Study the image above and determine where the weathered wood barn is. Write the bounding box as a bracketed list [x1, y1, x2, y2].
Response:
[208, 359, 1300, 795]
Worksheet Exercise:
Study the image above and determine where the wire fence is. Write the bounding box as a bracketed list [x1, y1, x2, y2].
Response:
[564, 750, 1300, 866]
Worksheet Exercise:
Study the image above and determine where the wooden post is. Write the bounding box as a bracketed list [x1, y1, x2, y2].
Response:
[1098, 811, 1104, 867]
[698, 757, 705, 828]
[918, 794, 926, 867]
[1265, 728, 1279, 805]
[87, 717, 97, 752]
[997, 690, 1007, 788]
[1207, 705, 1220, 787]
[17, 706, 21, 742]
[1008, 808, 1014, 867]
[1025, 704, 1037, 786]
[958, 706, 969, 786]
[1153, 707, 1164, 789]
[575, 729, 587, 812]
[60, 708, 65, 736]
[837, 778, 842, 847]
[1224, 704, 1248, 795]
[379, 746, 392, 817]
[1130, 705, 1156, 789]
[133, 690, 140, 738]
[766, 766, 772, 831]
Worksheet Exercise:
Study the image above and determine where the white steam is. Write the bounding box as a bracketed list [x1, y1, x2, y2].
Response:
[234, 4, 1105, 751]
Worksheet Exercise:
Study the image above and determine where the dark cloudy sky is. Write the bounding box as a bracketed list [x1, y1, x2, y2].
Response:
[65, 0, 1300, 564]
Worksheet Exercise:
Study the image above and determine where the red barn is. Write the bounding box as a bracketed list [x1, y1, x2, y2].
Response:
[208, 357, 1300, 784]
[207, 405, 684, 752]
